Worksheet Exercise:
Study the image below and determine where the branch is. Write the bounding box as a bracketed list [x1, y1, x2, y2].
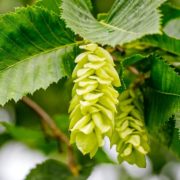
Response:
[22, 96, 78, 176]
[127, 66, 150, 89]
[128, 66, 140, 76]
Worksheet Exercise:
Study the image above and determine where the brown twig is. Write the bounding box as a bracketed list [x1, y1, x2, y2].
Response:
[128, 66, 140, 76]
[127, 66, 150, 89]
[116, 45, 126, 55]
[22, 96, 79, 176]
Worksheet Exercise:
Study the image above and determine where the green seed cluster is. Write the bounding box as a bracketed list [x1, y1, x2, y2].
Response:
[69, 43, 121, 157]
[111, 89, 149, 167]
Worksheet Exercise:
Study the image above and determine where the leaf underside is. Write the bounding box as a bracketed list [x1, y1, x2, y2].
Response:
[62, 0, 166, 46]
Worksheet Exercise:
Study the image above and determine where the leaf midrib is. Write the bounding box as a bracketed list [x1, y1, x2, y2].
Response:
[99, 21, 142, 35]
[154, 89, 180, 97]
[0, 41, 82, 74]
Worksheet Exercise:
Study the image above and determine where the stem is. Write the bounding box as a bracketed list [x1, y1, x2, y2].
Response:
[128, 66, 140, 76]
[116, 45, 125, 55]
[22, 96, 78, 176]
[127, 66, 150, 89]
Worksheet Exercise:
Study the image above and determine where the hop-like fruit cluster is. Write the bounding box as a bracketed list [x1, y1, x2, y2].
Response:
[111, 89, 149, 167]
[69, 43, 121, 157]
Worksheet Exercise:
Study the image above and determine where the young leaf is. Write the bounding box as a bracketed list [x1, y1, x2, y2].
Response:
[62, 0, 166, 46]
[140, 34, 180, 56]
[0, 6, 79, 106]
[145, 56, 180, 128]
[122, 54, 147, 68]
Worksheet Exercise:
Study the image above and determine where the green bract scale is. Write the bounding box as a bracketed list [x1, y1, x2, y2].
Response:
[111, 89, 150, 167]
[69, 43, 121, 157]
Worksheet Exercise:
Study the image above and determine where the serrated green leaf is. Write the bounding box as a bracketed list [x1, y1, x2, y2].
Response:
[146, 90, 180, 127]
[145, 56, 180, 128]
[160, 4, 180, 26]
[25, 159, 87, 180]
[36, 0, 62, 14]
[140, 34, 180, 55]
[122, 54, 147, 68]
[149, 115, 176, 152]
[25, 159, 73, 180]
[62, 0, 166, 46]
[170, 128, 180, 158]
[0, 6, 79, 106]
[150, 57, 180, 93]
[175, 112, 180, 138]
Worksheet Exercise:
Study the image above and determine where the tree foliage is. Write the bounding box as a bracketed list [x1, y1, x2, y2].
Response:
[0, 0, 179, 179]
